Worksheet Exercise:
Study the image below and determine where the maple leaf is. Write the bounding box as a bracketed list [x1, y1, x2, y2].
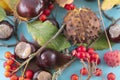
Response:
[101, 0, 120, 10]
[55, 0, 74, 7]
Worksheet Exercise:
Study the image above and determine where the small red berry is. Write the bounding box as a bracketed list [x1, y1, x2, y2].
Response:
[107, 72, 116, 80]
[76, 52, 86, 59]
[4, 71, 11, 78]
[39, 14, 47, 21]
[11, 65, 17, 71]
[85, 52, 90, 59]
[24, 78, 31, 80]
[64, 4, 71, 10]
[48, 4, 54, 10]
[6, 59, 14, 66]
[76, 46, 86, 52]
[5, 65, 11, 71]
[94, 68, 102, 76]
[19, 76, 24, 80]
[43, 9, 51, 16]
[71, 74, 79, 80]
[64, 4, 75, 10]
[4, 51, 12, 59]
[10, 75, 18, 80]
[80, 67, 88, 75]
[69, 4, 75, 10]
[91, 53, 99, 60]
[25, 70, 34, 79]
[87, 48, 94, 54]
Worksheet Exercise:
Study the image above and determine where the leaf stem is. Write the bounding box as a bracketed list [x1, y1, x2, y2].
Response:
[97, 0, 112, 51]
[12, 24, 66, 74]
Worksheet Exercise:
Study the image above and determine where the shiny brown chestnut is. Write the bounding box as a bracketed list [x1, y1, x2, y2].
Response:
[36, 49, 72, 68]
[33, 70, 52, 80]
[15, 41, 37, 59]
[0, 20, 14, 40]
[16, 0, 44, 19]
[108, 24, 120, 42]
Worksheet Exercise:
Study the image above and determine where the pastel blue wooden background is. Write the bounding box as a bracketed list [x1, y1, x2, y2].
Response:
[0, 0, 120, 80]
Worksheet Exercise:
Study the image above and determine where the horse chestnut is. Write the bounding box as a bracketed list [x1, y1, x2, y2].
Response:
[15, 41, 37, 59]
[108, 23, 120, 42]
[16, 0, 44, 19]
[36, 49, 71, 68]
[33, 70, 52, 80]
[0, 20, 14, 40]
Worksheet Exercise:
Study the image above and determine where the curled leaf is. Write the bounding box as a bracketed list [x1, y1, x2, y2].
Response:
[101, 0, 120, 10]
[27, 21, 71, 51]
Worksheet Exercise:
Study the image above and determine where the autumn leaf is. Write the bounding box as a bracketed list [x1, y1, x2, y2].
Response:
[27, 21, 71, 51]
[0, 0, 18, 13]
[55, 0, 74, 7]
[90, 33, 115, 50]
[0, 6, 6, 21]
[0, 0, 12, 13]
[102, 0, 120, 10]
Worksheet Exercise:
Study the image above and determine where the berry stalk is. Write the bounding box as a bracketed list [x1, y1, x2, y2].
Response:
[97, 0, 112, 51]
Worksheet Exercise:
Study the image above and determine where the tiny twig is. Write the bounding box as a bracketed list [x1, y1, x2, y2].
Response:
[22, 62, 29, 77]
[0, 43, 17, 47]
[52, 58, 76, 80]
[97, 0, 112, 51]
[11, 57, 21, 65]
[12, 24, 66, 74]
[86, 59, 92, 80]
[80, 59, 88, 70]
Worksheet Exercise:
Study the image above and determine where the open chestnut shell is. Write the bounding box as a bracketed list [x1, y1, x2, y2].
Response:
[108, 23, 120, 42]
[0, 20, 14, 40]
[33, 70, 52, 80]
[15, 41, 37, 59]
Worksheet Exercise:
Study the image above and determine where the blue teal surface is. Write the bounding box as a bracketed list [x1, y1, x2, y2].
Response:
[0, 0, 120, 80]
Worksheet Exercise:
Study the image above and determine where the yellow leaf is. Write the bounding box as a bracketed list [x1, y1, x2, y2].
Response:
[102, 0, 120, 10]
[4, 0, 18, 11]
[0, 0, 12, 13]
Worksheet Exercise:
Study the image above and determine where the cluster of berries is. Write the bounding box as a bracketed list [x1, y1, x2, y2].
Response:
[39, 4, 54, 21]
[70, 46, 116, 80]
[3, 51, 34, 80]
[64, 3, 76, 10]
[72, 46, 100, 64]
[71, 72, 116, 80]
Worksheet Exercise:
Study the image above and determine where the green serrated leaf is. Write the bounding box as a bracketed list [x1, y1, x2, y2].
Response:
[27, 21, 71, 51]
[0, 7, 6, 21]
[90, 34, 115, 50]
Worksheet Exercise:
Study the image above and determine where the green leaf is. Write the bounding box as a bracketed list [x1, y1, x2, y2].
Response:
[27, 21, 71, 51]
[0, 7, 6, 21]
[90, 34, 115, 50]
